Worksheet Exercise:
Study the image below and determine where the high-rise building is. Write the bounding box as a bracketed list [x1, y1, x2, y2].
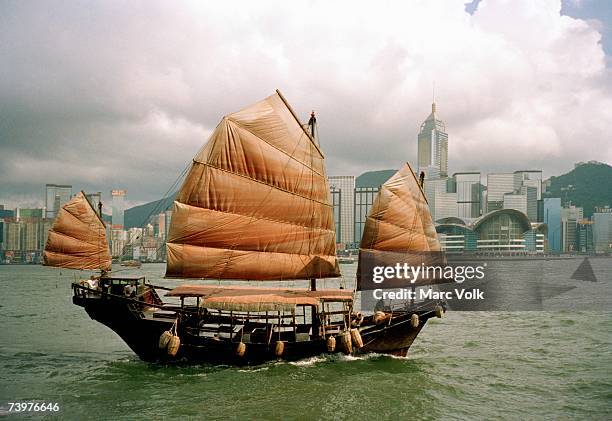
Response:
[513, 170, 542, 200]
[45, 184, 72, 219]
[354, 187, 379, 246]
[454, 172, 481, 218]
[577, 220, 594, 253]
[592, 208, 612, 253]
[423, 177, 450, 221]
[111, 189, 127, 229]
[487, 173, 514, 212]
[560, 205, 583, 252]
[503, 193, 528, 215]
[5, 221, 20, 251]
[330, 186, 341, 245]
[520, 185, 538, 222]
[434, 191, 458, 220]
[417, 103, 448, 178]
[543, 198, 562, 252]
[328, 176, 355, 245]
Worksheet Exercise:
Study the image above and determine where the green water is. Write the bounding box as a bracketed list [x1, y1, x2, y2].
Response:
[1, 263, 611, 420]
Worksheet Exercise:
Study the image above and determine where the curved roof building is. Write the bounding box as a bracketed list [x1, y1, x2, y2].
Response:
[435, 209, 547, 253]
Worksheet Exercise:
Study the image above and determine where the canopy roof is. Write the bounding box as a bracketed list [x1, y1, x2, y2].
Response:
[166, 285, 353, 312]
[43, 191, 112, 271]
[165, 90, 340, 281]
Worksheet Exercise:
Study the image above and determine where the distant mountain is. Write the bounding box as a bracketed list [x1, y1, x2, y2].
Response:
[124, 193, 176, 229]
[356, 169, 397, 188]
[544, 161, 612, 218]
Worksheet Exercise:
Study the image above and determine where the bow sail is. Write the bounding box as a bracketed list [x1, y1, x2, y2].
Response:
[357, 163, 442, 290]
[165, 91, 340, 280]
[43, 191, 112, 271]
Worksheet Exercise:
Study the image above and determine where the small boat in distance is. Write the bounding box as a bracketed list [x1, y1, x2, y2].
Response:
[337, 255, 357, 264]
[44, 90, 445, 364]
[120, 260, 142, 268]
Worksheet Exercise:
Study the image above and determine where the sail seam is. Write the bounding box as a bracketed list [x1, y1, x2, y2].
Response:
[187, 162, 333, 208]
[166, 242, 336, 259]
[172, 202, 335, 234]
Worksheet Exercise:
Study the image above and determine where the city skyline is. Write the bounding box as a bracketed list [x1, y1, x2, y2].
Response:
[1, 1, 611, 209]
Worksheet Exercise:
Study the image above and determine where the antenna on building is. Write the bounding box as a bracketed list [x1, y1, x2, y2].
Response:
[432, 82, 436, 114]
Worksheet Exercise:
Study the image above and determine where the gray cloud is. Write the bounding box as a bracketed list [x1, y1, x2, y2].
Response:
[1, 0, 611, 209]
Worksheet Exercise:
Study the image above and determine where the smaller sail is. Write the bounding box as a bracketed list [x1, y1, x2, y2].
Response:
[43, 191, 112, 271]
[357, 163, 443, 290]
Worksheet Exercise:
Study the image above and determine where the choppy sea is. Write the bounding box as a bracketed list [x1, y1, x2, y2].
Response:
[1, 261, 611, 420]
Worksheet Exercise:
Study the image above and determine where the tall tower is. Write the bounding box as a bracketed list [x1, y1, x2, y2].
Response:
[417, 102, 448, 178]
[111, 189, 127, 229]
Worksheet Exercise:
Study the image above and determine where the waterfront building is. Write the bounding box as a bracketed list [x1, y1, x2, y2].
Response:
[543, 198, 562, 252]
[354, 187, 379, 246]
[454, 172, 481, 218]
[592, 208, 612, 253]
[111, 228, 127, 257]
[417, 102, 448, 178]
[435, 209, 546, 253]
[561, 205, 584, 252]
[328, 176, 355, 245]
[5, 221, 21, 252]
[111, 189, 127, 229]
[577, 220, 594, 253]
[45, 184, 72, 219]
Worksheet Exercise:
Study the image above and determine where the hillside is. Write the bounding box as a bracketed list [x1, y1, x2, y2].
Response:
[356, 169, 397, 188]
[544, 161, 612, 217]
[124, 193, 176, 228]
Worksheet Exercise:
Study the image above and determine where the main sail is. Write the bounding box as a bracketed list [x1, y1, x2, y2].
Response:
[357, 163, 442, 290]
[43, 191, 112, 271]
[165, 91, 340, 280]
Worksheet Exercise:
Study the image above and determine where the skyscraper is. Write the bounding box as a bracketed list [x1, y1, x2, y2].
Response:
[592, 208, 612, 253]
[544, 198, 562, 252]
[45, 184, 72, 219]
[454, 172, 481, 218]
[486, 173, 514, 212]
[417, 102, 448, 178]
[111, 189, 127, 229]
[328, 176, 355, 245]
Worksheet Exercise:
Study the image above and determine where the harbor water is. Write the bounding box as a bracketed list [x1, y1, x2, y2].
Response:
[1, 261, 611, 420]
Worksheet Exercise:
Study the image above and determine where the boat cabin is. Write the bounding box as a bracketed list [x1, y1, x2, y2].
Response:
[166, 285, 354, 342]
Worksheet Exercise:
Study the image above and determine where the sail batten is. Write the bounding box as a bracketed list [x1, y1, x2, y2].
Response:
[166, 92, 340, 280]
[43, 191, 112, 271]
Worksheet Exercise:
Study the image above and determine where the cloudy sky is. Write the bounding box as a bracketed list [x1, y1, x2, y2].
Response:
[1, 0, 611, 210]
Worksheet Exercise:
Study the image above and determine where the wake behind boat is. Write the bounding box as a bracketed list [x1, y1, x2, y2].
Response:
[44, 90, 445, 365]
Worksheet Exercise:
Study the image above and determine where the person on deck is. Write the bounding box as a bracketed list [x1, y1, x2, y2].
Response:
[124, 281, 137, 298]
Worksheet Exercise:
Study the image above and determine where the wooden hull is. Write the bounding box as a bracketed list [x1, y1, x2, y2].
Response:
[73, 286, 439, 365]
